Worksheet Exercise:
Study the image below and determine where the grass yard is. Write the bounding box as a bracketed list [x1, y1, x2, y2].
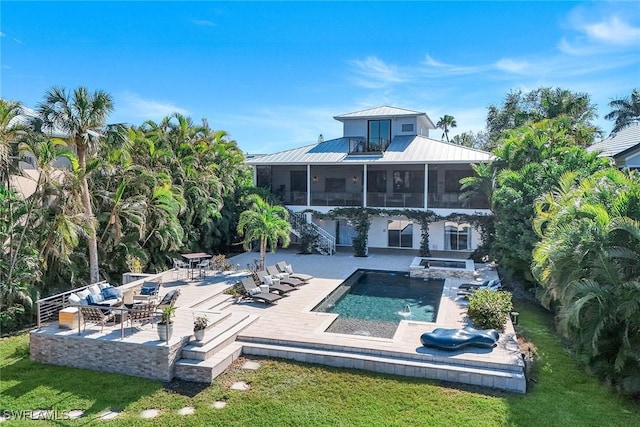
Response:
[1, 300, 638, 426]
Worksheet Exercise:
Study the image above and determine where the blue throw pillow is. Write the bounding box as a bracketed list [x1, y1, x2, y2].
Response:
[86, 294, 96, 305]
[140, 286, 154, 296]
[101, 286, 119, 301]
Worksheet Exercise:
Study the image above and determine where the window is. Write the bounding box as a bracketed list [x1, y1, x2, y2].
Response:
[368, 120, 391, 151]
[256, 166, 272, 189]
[337, 219, 356, 246]
[325, 178, 346, 193]
[290, 171, 307, 192]
[401, 123, 414, 132]
[392, 170, 424, 193]
[388, 220, 413, 248]
[428, 170, 438, 193]
[444, 170, 471, 192]
[367, 170, 387, 192]
[444, 222, 471, 251]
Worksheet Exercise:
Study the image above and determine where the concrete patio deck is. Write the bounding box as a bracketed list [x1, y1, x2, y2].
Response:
[30, 249, 526, 393]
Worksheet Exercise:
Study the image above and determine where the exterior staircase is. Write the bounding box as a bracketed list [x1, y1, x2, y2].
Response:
[174, 292, 260, 383]
[288, 209, 335, 255]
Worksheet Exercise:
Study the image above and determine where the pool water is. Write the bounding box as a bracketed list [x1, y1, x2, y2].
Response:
[313, 270, 444, 338]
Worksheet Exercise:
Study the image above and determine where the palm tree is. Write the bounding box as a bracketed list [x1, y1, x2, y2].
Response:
[237, 195, 290, 271]
[605, 89, 640, 134]
[532, 169, 640, 393]
[436, 114, 457, 142]
[459, 162, 495, 210]
[0, 99, 24, 186]
[37, 86, 116, 283]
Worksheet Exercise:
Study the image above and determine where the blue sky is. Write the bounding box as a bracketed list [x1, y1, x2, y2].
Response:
[2, 1, 639, 154]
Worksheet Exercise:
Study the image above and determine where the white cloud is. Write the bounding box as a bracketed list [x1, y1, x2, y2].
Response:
[116, 91, 188, 122]
[560, 5, 640, 55]
[494, 58, 529, 74]
[193, 19, 216, 27]
[583, 16, 640, 45]
[420, 54, 491, 76]
[348, 56, 405, 88]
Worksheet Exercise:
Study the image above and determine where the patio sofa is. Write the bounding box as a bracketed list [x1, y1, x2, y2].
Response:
[67, 283, 123, 308]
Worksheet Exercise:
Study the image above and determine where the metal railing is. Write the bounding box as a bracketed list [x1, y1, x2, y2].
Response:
[366, 192, 424, 208]
[348, 138, 390, 154]
[35, 273, 164, 328]
[288, 210, 336, 255]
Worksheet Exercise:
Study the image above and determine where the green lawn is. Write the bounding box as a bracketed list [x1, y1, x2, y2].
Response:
[1, 301, 638, 426]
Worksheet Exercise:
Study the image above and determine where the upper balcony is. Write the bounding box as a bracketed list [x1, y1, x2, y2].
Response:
[348, 138, 390, 155]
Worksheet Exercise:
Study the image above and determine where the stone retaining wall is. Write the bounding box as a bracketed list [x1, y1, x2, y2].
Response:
[30, 332, 188, 382]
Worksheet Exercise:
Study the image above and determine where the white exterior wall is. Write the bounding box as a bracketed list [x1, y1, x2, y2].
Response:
[343, 121, 367, 138]
[623, 151, 640, 168]
[342, 117, 418, 139]
[391, 117, 418, 138]
[427, 220, 481, 251]
[367, 217, 389, 248]
[308, 213, 482, 252]
[313, 218, 336, 238]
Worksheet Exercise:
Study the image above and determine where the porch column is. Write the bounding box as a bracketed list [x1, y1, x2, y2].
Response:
[307, 164, 311, 206]
[363, 164, 368, 207]
[424, 164, 429, 209]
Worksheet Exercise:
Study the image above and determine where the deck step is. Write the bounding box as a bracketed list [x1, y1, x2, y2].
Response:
[175, 342, 243, 383]
[239, 340, 526, 393]
[181, 313, 259, 359]
[189, 292, 231, 310]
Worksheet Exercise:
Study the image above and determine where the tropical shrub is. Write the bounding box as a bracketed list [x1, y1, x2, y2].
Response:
[299, 223, 319, 254]
[467, 289, 513, 331]
[532, 168, 640, 395]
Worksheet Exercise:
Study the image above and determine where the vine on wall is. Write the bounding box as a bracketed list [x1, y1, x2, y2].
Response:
[303, 208, 492, 258]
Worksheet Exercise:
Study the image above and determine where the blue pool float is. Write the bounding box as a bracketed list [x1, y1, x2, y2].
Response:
[420, 327, 500, 350]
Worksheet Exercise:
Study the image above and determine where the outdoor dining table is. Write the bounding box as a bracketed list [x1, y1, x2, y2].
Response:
[181, 252, 212, 280]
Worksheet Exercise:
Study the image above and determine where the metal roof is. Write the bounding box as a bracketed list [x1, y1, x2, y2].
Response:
[246, 135, 494, 165]
[587, 123, 640, 158]
[334, 106, 425, 120]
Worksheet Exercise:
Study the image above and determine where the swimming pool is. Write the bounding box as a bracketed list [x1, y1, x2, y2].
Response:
[313, 269, 444, 338]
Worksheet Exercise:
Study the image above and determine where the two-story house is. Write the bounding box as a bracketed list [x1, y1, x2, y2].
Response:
[245, 106, 494, 255]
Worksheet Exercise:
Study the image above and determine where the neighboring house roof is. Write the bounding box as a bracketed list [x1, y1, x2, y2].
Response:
[246, 135, 494, 165]
[8, 107, 68, 138]
[587, 123, 640, 158]
[334, 105, 437, 129]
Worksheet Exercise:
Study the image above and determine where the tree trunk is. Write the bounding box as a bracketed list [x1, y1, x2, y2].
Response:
[259, 238, 267, 271]
[77, 144, 100, 283]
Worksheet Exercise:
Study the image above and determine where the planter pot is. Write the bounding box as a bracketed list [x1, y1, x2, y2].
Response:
[158, 323, 173, 342]
[194, 329, 205, 341]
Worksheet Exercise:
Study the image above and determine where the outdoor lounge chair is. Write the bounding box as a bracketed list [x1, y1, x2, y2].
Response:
[240, 278, 283, 304]
[133, 281, 161, 303]
[253, 272, 297, 295]
[276, 261, 313, 282]
[80, 306, 115, 333]
[265, 265, 306, 287]
[457, 279, 502, 297]
[128, 302, 157, 329]
[156, 288, 180, 310]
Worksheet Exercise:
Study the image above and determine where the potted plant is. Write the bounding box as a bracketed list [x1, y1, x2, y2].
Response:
[193, 315, 209, 341]
[157, 305, 176, 342]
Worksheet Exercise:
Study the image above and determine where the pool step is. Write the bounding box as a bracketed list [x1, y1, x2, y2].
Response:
[238, 339, 526, 393]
